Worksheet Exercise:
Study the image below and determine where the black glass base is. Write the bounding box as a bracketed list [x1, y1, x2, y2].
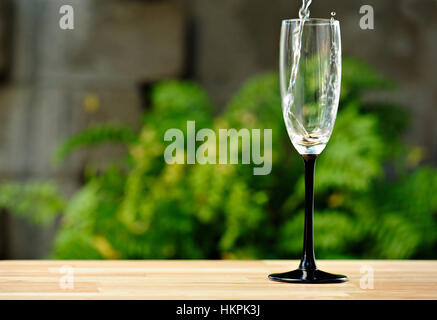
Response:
[268, 268, 348, 284]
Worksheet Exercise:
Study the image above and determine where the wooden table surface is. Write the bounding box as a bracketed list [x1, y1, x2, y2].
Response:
[0, 260, 436, 300]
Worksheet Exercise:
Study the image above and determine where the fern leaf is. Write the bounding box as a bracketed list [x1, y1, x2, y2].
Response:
[53, 124, 137, 164]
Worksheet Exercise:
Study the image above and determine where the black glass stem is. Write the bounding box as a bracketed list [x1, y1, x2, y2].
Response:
[268, 154, 348, 283]
[299, 154, 318, 270]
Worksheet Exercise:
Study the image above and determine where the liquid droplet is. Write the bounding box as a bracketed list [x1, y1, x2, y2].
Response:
[330, 11, 336, 24]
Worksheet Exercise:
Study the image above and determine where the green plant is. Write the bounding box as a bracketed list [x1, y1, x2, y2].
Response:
[1, 58, 437, 259]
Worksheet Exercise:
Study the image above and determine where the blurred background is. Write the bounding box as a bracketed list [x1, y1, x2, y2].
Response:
[0, 0, 436, 260]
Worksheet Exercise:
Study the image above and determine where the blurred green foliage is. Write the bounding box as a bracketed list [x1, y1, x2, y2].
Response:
[1, 57, 437, 259]
[0, 182, 65, 224]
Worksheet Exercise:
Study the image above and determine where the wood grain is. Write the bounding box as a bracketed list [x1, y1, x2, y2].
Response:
[0, 260, 436, 300]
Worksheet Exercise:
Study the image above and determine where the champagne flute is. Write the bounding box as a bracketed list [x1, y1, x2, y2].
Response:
[268, 18, 347, 283]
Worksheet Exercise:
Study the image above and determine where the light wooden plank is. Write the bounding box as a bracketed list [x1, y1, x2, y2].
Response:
[0, 260, 436, 300]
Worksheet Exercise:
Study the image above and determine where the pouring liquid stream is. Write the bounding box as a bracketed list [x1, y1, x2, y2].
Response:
[284, 0, 313, 138]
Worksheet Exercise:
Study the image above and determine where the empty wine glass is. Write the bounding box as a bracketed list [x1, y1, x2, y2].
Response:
[268, 18, 347, 283]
